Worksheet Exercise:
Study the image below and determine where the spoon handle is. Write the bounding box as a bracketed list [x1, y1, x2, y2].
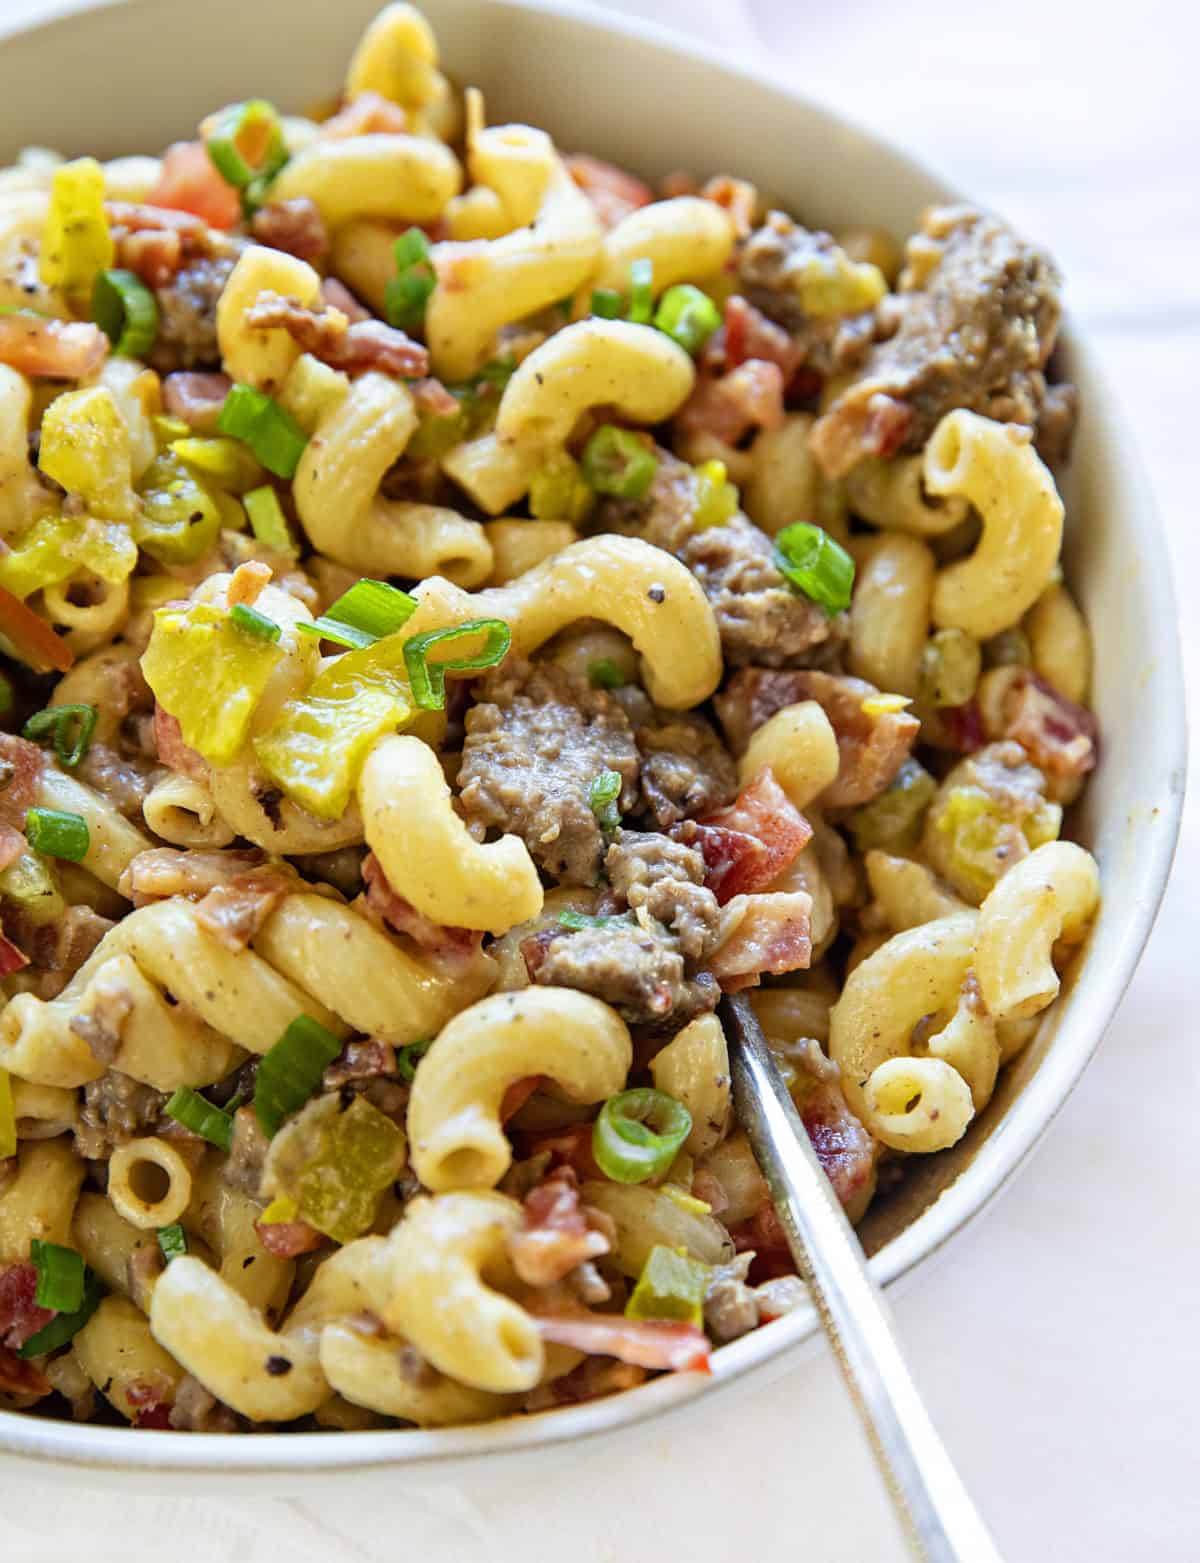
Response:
[721, 994, 1005, 1563]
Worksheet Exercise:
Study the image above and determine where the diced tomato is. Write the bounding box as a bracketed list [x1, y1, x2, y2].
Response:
[535, 1315, 711, 1373]
[0, 315, 108, 380]
[684, 769, 812, 903]
[145, 141, 241, 231]
[0, 586, 74, 675]
[0, 1263, 53, 1351]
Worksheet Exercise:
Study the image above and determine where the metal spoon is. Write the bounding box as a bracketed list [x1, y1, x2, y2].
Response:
[720, 993, 1004, 1563]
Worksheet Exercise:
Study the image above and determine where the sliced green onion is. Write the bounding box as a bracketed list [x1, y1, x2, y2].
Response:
[591, 288, 623, 319]
[848, 757, 936, 853]
[157, 1223, 188, 1263]
[22, 703, 97, 769]
[557, 909, 622, 931]
[164, 1086, 234, 1151]
[18, 1268, 101, 1358]
[528, 451, 594, 524]
[628, 257, 654, 324]
[217, 385, 308, 480]
[0, 1069, 15, 1160]
[588, 768, 622, 836]
[30, 1238, 85, 1313]
[773, 521, 855, 616]
[625, 1244, 709, 1327]
[243, 485, 296, 556]
[403, 618, 511, 711]
[653, 283, 721, 355]
[204, 99, 288, 190]
[91, 268, 157, 358]
[296, 578, 418, 651]
[229, 603, 281, 643]
[254, 1014, 343, 1138]
[384, 228, 436, 331]
[395, 1039, 432, 1083]
[24, 807, 89, 863]
[587, 658, 626, 690]
[581, 425, 658, 500]
[592, 1088, 692, 1184]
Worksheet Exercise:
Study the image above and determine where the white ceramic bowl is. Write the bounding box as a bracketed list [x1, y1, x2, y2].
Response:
[0, 0, 1185, 1488]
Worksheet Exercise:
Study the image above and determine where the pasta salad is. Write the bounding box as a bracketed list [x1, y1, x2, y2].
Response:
[0, 2, 1099, 1432]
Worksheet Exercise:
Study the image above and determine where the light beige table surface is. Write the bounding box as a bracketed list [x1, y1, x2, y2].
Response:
[0, 1, 1195, 1558]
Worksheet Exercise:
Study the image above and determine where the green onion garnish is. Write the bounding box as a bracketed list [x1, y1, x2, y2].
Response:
[254, 1014, 343, 1138]
[591, 288, 623, 319]
[625, 1244, 709, 1327]
[30, 1239, 85, 1313]
[91, 268, 158, 358]
[587, 658, 626, 690]
[592, 1088, 692, 1184]
[244, 485, 296, 556]
[557, 909, 622, 931]
[384, 227, 436, 331]
[588, 768, 622, 836]
[402, 618, 512, 711]
[24, 807, 89, 863]
[395, 1038, 432, 1082]
[628, 257, 654, 324]
[164, 1086, 235, 1151]
[653, 283, 721, 356]
[297, 578, 418, 651]
[204, 99, 289, 192]
[581, 425, 658, 500]
[773, 521, 855, 616]
[22, 703, 97, 769]
[217, 384, 308, 480]
[228, 603, 281, 643]
[18, 1268, 102, 1358]
[157, 1223, 188, 1263]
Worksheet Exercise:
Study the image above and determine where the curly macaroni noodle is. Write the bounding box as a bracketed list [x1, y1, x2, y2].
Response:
[593, 197, 735, 294]
[975, 841, 1100, 1020]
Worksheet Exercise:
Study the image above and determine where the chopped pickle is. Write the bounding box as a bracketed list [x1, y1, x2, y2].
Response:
[264, 1094, 407, 1246]
[691, 459, 739, 530]
[141, 600, 283, 765]
[928, 784, 1062, 903]
[848, 757, 936, 852]
[919, 628, 982, 709]
[792, 247, 887, 318]
[169, 436, 266, 494]
[0, 852, 65, 927]
[528, 450, 595, 524]
[254, 634, 416, 820]
[38, 386, 134, 522]
[625, 1244, 709, 1328]
[0, 511, 137, 600]
[38, 156, 114, 306]
[133, 451, 223, 565]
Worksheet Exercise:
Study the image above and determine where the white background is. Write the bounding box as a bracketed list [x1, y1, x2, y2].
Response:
[1, 0, 1196, 1558]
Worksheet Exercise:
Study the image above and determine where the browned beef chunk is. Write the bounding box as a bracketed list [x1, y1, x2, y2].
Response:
[6, 905, 112, 1001]
[811, 206, 1071, 477]
[224, 1106, 269, 1198]
[75, 1072, 165, 1159]
[148, 244, 240, 375]
[168, 1373, 239, 1433]
[634, 708, 737, 828]
[524, 917, 718, 1029]
[604, 829, 721, 960]
[458, 661, 639, 886]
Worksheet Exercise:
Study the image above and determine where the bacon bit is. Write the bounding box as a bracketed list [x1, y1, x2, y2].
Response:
[411, 376, 459, 419]
[0, 1344, 51, 1400]
[509, 1166, 610, 1287]
[153, 705, 208, 779]
[722, 295, 801, 379]
[244, 290, 430, 379]
[125, 1378, 174, 1422]
[251, 198, 329, 264]
[144, 141, 241, 231]
[360, 853, 483, 969]
[319, 91, 410, 139]
[801, 1082, 877, 1214]
[681, 769, 811, 904]
[254, 1218, 325, 1258]
[565, 154, 655, 229]
[106, 200, 209, 238]
[1000, 670, 1098, 781]
[0, 1264, 53, 1350]
[934, 698, 985, 754]
[0, 930, 29, 978]
[162, 371, 233, 434]
[226, 560, 272, 607]
[535, 1315, 711, 1374]
[320, 277, 371, 323]
[729, 1205, 795, 1283]
[0, 824, 26, 874]
[710, 890, 813, 991]
[0, 733, 47, 828]
[524, 1123, 604, 1183]
[500, 1075, 542, 1125]
[701, 176, 757, 239]
[0, 315, 107, 382]
[133, 1401, 174, 1429]
[195, 866, 294, 952]
[676, 360, 786, 445]
[122, 845, 265, 903]
[323, 1038, 397, 1090]
[526, 1354, 647, 1409]
[115, 226, 183, 288]
[810, 389, 913, 480]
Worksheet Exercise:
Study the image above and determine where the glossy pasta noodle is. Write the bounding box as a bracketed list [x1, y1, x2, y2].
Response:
[0, 3, 1099, 1432]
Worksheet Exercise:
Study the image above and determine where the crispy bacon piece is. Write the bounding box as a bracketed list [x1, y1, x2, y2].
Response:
[320, 277, 371, 324]
[319, 91, 410, 139]
[676, 360, 786, 445]
[998, 670, 1098, 782]
[933, 698, 985, 755]
[361, 852, 483, 970]
[0, 1345, 51, 1401]
[0, 733, 46, 829]
[565, 154, 654, 229]
[254, 1218, 325, 1258]
[121, 846, 265, 903]
[677, 769, 811, 904]
[535, 1315, 711, 1374]
[115, 227, 183, 288]
[144, 140, 241, 230]
[0, 314, 107, 380]
[709, 890, 812, 992]
[810, 389, 913, 480]
[226, 560, 272, 607]
[162, 370, 233, 434]
[0, 930, 29, 978]
[106, 200, 209, 238]
[524, 1123, 604, 1184]
[125, 1378, 175, 1428]
[153, 705, 208, 779]
[0, 1264, 53, 1350]
[800, 1082, 878, 1222]
[701, 175, 756, 238]
[509, 1167, 610, 1287]
[195, 865, 295, 951]
[0, 824, 26, 874]
[722, 295, 801, 379]
[251, 198, 328, 264]
[244, 290, 429, 379]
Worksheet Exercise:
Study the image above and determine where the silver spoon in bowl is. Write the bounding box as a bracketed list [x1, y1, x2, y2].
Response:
[719, 992, 1004, 1563]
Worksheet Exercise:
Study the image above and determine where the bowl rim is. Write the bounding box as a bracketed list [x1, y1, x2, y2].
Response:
[0, 0, 1187, 1478]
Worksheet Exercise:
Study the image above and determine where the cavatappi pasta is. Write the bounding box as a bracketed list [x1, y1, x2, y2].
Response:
[0, 3, 1098, 1433]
